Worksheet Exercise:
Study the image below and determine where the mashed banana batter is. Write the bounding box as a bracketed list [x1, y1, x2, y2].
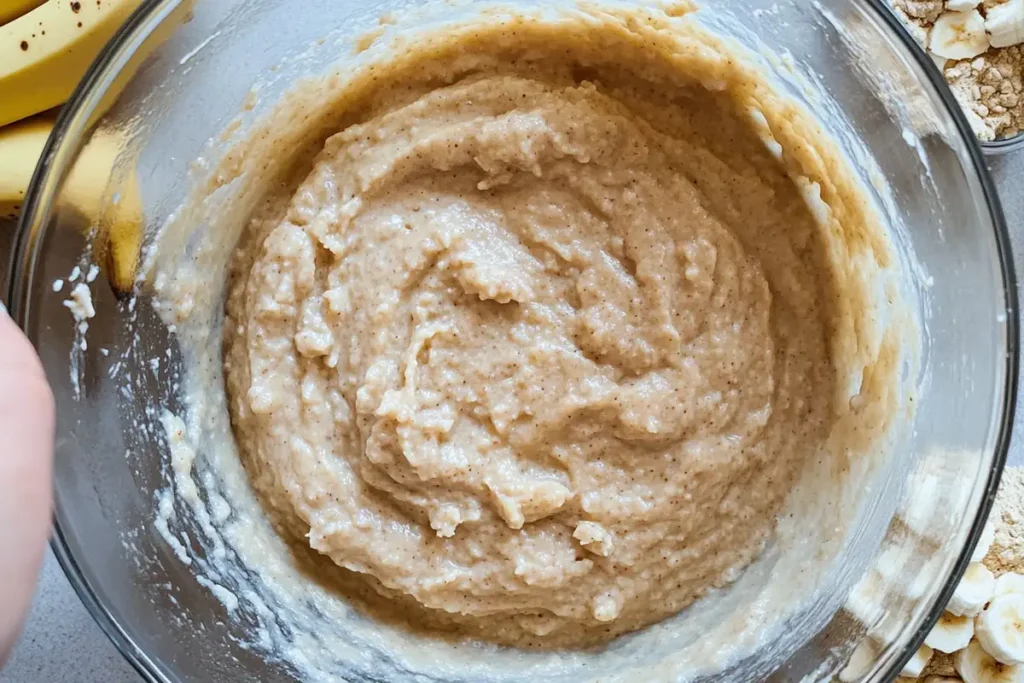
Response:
[199, 4, 906, 654]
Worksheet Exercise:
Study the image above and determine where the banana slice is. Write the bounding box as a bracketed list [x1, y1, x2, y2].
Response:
[926, 611, 975, 653]
[996, 574, 1024, 599]
[974, 518, 997, 563]
[977, 594, 1024, 665]
[903, 644, 935, 678]
[948, 563, 996, 617]
[956, 639, 1024, 683]
[986, 0, 1024, 49]
[847, 569, 886, 626]
[877, 542, 934, 600]
[901, 472, 942, 539]
[840, 640, 878, 682]
[930, 10, 991, 60]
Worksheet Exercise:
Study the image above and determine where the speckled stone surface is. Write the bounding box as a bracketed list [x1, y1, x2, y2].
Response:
[1, 149, 1023, 683]
[0, 552, 138, 683]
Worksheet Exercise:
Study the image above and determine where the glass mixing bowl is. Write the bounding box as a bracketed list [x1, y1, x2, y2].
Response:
[4, 0, 1018, 681]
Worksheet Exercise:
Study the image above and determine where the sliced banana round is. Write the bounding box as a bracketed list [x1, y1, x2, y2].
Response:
[977, 594, 1024, 665]
[846, 569, 885, 626]
[876, 543, 933, 601]
[902, 644, 934, 678]
[926, 611, 976, 653]
[901, 472, 942, 539]
[930, 9, 991, 61]
[956, 639, 1024, 683]
[974, 518, 997, 564]
[985, 0, 1024, 50]
[948, 563, 996, 617]
[995, 574, 1024, 599]
[839, 639, 878, 683]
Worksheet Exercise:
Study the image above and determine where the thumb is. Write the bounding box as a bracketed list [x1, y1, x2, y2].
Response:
[0, 303, 55, 664]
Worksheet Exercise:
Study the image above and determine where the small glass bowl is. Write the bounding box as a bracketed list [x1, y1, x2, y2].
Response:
[983, 133, 1024, 156]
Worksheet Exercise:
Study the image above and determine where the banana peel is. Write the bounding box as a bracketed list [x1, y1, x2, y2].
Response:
[65, 126, 144, 296]
[0, 114, 50, 221]
[0, 0, 195, 127]
[0, 0, 46, 25]
[0, 112, 143, 294]
[1, 0, 196, 294]
[0, 0, 145, 129]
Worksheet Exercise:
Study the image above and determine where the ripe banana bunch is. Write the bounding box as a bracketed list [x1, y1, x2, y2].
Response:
[0, 114, 143, 292]
[0, 0, 191, 293]
[0, 0, 144, 128]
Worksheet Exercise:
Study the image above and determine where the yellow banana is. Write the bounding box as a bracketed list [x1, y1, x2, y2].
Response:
[0, 0, 195, 291]
[0, 113, 143, 294]
[0, 114, 50, 220]
[0, 0, 46, 25]
[0, 0, 144, 128]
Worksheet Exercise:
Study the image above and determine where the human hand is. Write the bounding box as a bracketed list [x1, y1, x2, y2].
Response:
[0, 304, 54, 664]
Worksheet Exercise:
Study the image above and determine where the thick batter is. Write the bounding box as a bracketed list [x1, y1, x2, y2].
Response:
[205, 5, 906, 653]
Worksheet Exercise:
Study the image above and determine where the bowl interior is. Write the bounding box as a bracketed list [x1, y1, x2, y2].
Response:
[6, 0, 1016, 681]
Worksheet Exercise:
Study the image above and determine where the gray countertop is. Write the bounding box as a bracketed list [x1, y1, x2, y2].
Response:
[2, 152, 1024, 683]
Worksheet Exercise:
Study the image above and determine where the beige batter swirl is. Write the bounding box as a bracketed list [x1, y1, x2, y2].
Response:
[220, 10, 894, 649]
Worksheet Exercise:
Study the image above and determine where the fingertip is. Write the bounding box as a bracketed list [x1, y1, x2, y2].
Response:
[0, 302, 54, 662]
[0, 306, 48, 382]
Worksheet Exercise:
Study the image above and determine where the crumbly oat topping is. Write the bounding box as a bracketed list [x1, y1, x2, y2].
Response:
[888, 0, 1024, 141]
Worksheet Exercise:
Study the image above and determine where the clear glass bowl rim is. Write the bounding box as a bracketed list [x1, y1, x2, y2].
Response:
[4, 0, 1019, 681]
